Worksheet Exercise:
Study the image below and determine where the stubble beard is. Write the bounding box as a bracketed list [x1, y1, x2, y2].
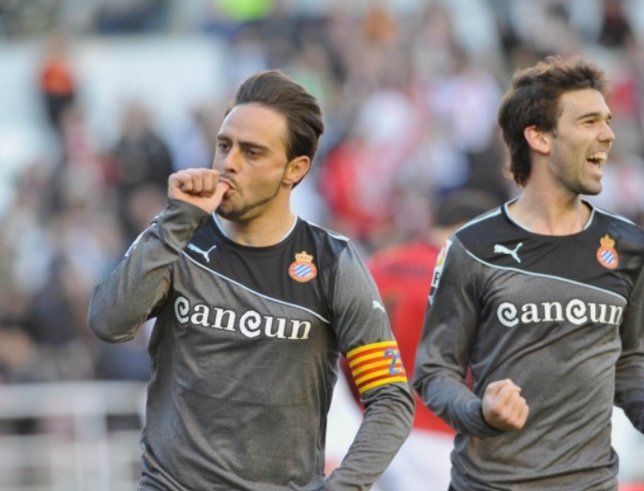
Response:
[570, 165, 603, 196]
[558, 173, 602, 197]
[216, 179, 283, 222]
[552, 148, 603, 197]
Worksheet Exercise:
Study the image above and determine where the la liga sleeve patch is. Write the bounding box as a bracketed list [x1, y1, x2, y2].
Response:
[346, 340, 407, 395]
[429, 239, 452, 305]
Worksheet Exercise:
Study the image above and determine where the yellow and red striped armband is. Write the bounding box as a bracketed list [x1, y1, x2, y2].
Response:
[346, 340, 407, 395]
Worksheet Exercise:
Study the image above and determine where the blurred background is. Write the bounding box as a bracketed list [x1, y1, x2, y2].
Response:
[1, 0, 644, 489]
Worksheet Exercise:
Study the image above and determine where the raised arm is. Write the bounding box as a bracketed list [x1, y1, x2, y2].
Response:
[88, 169, 228, 342]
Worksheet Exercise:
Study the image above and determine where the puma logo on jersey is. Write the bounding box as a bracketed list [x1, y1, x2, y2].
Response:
[372, 300, 386, 313]
[494, 242, 523, 263]
[187, 243, 217, 262]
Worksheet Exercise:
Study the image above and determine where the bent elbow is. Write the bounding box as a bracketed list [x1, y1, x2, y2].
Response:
[87, 299, 137, 344]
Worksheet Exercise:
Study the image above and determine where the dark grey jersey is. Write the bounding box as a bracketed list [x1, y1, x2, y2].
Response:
[88, 200, 413, 491]
[413, 201, 644, 491]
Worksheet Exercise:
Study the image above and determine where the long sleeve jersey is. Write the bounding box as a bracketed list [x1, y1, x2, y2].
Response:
[88, 200, 413, 491]
[413, 201, 644, 491]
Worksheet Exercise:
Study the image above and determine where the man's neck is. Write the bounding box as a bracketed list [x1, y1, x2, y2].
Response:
[216, 212, 297, 247]
[507, 190, 592, 236]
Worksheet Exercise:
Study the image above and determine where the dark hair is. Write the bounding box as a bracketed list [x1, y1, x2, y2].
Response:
[497, 56, 608, 186]
[229, 70, 324, 164]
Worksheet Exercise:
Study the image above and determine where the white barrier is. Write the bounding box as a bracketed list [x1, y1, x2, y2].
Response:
[0, 381, 642, 490]
[0, 381, 146, 491]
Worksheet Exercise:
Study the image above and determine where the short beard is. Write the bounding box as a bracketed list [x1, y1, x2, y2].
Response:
[217, 180, 283, 222]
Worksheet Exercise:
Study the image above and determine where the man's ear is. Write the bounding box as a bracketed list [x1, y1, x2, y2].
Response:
[284, 156, 311, 187]
[524, 125, 551, 155]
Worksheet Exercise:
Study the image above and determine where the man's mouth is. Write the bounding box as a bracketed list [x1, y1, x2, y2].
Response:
[586, 151, 607, 166]
[219, 176, 235, 190]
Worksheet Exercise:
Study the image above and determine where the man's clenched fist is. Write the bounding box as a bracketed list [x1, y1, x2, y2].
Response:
[168, 169, 230, 214]
[482, 378, 529, 431]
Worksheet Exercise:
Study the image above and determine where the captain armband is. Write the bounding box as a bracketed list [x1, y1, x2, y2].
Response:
[346, 340, 407, 395]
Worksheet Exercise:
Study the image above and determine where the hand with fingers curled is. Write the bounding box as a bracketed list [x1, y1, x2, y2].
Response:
[481, 378, 529, 432]
[168, 168, 230, 214]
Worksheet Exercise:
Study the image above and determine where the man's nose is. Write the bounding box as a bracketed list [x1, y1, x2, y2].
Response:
[599, 121, 615, 143]
[217, 148, 241, 172]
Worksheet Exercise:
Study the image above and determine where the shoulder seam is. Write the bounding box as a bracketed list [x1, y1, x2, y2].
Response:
[463, 248, 628, 302]
[456, 207, 502, 233]
[593, 207, 638, 226]
[182, 252, 333, 323]
[304, 219, 350, 242]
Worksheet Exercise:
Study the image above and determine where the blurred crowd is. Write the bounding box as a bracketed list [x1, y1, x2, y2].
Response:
[1, 0, 644, 387]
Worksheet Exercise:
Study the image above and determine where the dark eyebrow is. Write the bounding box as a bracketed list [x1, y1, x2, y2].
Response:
[239, 141, 270, 154]
[576, 111, 612, 122]
[216, 135, 270, 153]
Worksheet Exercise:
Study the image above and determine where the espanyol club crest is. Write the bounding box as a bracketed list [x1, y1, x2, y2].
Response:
[288, 251, 318, 283]
[596, 234, 619, 270]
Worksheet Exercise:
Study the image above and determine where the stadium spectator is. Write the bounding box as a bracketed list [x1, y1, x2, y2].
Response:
[38, 32, 77, 136]
[106, 101, 174, 242]
[356, 188, 498, 491]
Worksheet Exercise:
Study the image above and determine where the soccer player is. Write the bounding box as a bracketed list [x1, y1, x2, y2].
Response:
[413, 55, 644, 490]
[88, 70, 413, 490]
